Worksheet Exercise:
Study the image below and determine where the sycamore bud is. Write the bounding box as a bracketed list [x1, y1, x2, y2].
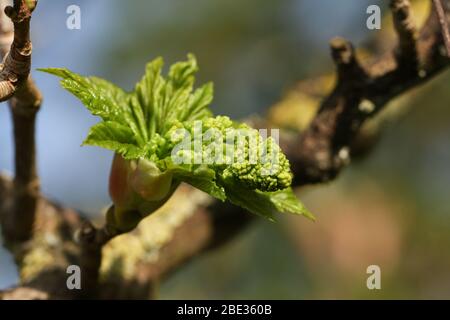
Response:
[42, 55, 313, 229]
[108, 154, 176, 233]
[130, 158, 173, 201]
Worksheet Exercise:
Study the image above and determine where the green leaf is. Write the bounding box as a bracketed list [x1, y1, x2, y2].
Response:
[168, 53, 198, 89]
[163, 160, 226, 201]
[39, 55, 213, 156]
[83, 122, 146, 159]
[223, 181, 314, 221]
[269, 188, 315, 221]
[39, 68, 148, 147]
[135, 57, 165, 137]
[38, 68, 129, 122]
[180, 82, 214, 122]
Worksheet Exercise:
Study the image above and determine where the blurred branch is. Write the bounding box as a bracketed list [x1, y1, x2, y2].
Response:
[0, 0, 42, 245]
[0, 174, 100, 300]
[391, 0, 419, 69]
[0, 286, 48, 300]
[6, 80, 42, 243]
[0, 177, 252, 299]
[0, 0, 36, 102]
[287, 0, 450, 185]
[433, 0, 450, 56]
[99, 186, 253, 299]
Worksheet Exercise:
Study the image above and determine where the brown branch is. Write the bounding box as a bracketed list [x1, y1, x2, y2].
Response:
[433, 0, 450, 56]
[0, 0, 36, 102]
[391, 0, 419, 70]
[98, 193, 253, 299]
[76, 218, 115, 298]
[0, 0, 41, 245]
[0, 287, 48, 300]
[288, 0, 450, 185]
[0, 176, 252, 300]
[0, 175, 76, 299]
[0, 1, 13, 57]
[5, 80, 42, 243]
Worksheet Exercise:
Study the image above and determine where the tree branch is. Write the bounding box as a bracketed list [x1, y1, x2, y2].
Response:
[391, 0, 419, 70]
[287, 0, 450, 185]
[0, 176, 252, 300]
[0, 0, 36, 102]
[0, 0, 41, 245]
[433, 0, 450, 56]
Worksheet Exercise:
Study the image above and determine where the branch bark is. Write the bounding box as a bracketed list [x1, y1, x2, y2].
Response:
[433, 0, 450, 56]
[0, 0, 36, 102]
[0, 0, 41, 245]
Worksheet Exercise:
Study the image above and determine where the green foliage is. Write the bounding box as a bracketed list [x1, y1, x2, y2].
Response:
[39, 55, 313, 222]
[39, 54, 211, 155]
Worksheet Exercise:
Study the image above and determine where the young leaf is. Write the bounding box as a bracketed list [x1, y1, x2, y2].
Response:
[134, 57, 165, 137]
[268, 188, 315, 221]
[168, 53, 198, 89]
[38, 68, 147, 147]
[38, 68, 129, 122]
[163, 160, 227, 201]
[83, 122, 146, 159]
[223, 180, 314, 221]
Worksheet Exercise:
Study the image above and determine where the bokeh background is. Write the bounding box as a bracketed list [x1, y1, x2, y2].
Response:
[1, 0, 450, 299]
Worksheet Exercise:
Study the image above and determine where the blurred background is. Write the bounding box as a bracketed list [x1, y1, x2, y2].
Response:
[1, 0, 450, 299]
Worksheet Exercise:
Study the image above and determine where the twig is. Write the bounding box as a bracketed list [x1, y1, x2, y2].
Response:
[76, 218, 115, 298]
[0, 176, 252, 300]
[0, 0, 41, 244]
[0, 0, 36, 102]
[391, 0, 419, 70]
[433, 0, 450, 56]
[0, 0, 13, 57]
[287, 0, 450, 185]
